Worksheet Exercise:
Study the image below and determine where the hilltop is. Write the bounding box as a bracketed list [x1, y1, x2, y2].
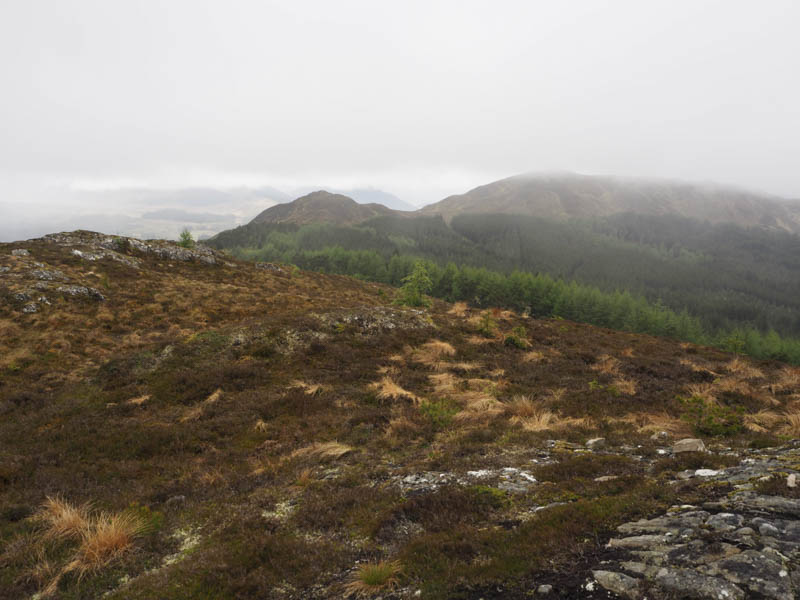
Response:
[4, 231, 800, 599]
[420, 173, 800, 233]
[249, 190, 405, 226]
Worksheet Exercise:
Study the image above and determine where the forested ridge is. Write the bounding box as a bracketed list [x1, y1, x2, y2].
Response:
[208, 212, 800, 363]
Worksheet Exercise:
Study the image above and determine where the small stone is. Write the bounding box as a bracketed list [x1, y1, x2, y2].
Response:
[695, 468, 719, 477]
[536, 584, 553, 594]
[672, 438, 706, 453]
[592, 570, 641, 600]
[595, 475, 619, 482]
[11, 248, 30, 256]
[22, 303, 38, 313]
[759, 522, 780, 537]
[586, 437, 606, 449]
[788, 474, 797, 488]
[651, 430, 670, 442]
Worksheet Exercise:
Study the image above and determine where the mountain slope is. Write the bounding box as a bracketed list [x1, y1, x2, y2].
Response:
[4, 231, 800, 599]
[250, 190, 403, 226]
[420, 172, 800, 232]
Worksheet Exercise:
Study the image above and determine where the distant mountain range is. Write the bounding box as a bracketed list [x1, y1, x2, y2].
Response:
[249, 172, 800, 233]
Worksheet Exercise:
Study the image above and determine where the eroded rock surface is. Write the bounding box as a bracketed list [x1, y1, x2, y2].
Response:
[593, 446, 800, 600]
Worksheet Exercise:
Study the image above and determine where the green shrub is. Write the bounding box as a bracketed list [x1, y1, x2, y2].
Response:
[396, 261, 433, 307]
[477, 311, 497, 337]
[679, 395, 744, 437]
[178, 228, 195, 249]
[419, 399, 458, 431]
[503, 325, 528, 349]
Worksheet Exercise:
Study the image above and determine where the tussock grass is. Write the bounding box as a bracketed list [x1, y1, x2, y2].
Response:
[291, 441, 353, 462]
[412, 339, 457, 369]
[522, 350, 546, 362]
[725, 356, 763, 380]
[127, 394, 150, 406]
[290, 380, 326, 396]
[344, 560, 401, 597]
[447, 302, 468, 317]
[503, 395, 540, 419]
[685, 383, 717, 405]
[180, 387, 223, 422]
[25, 499, 150, 598]
[611, 377, 637, 396]
[591, 354, 621, 376]
[453, 394, 504, 424]
[744, 409, 783, 433]
[513, 408, 556, 432]
[781, 413, 800, 437]
[369, 377, 419, 403]
[35, 496, 91, 541]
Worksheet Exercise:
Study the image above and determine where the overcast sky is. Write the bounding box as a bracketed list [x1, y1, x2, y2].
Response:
[1, 1, 799, 240]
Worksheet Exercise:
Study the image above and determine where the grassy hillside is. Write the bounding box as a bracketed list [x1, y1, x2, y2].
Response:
[208, 213, 800, 362]
[3, 231, 800, 598]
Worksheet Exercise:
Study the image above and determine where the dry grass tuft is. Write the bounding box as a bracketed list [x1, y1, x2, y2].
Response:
[290, 380, 326, 396]
[127, 394, 150, 406]
[70, 511, 149, 575]
[514, 408, 556, 432]
[591, 354, 621, 376]
[781, 413, 800, 438]
[448, 361, 481, 372]
[543, 387, 567, 406]
[291, 441, 353, 462]
[503, 395, 540, 419]
[412, 340, 457, 369]
[685, 383, 717, 405]
[429, 372, 458, 395]
[369, 377, 419, 403]
[454, 394, 504, 424]
[35, 496, 91, 541]
[744, 409, 783, 433]
[385, 416, 421, 440]
[343, 560, 401, 598]
[621, 347, 635, 358]
[522, 350, 546, 363]
[447, 302, 468, 317]
[770, 367, 800, 394]
[466, 335, 495, 345]
[180, 387, 223, 422]
[31, 501, 149, 597]
[725, 356, 764, 380]
[611, 377, 637, 396]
